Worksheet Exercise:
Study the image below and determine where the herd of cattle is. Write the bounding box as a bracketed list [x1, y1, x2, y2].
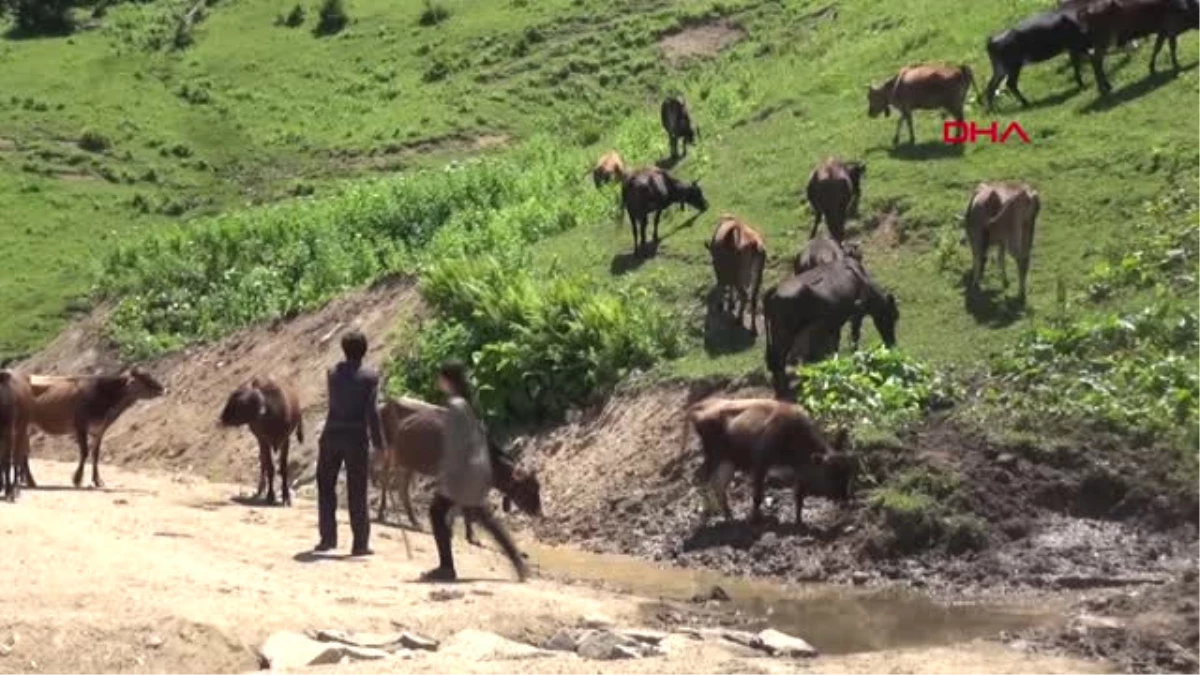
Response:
[0, 0, 1194, 527]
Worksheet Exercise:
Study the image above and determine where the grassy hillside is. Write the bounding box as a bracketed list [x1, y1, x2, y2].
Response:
[2, 0, 1196, 403]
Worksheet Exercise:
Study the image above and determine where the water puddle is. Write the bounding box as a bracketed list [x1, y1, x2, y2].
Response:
[524, 542, 1060, 655]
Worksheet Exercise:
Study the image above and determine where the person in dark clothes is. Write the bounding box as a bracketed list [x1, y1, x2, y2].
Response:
[420, 361, 528, 583]
[315, 330, 384, 556]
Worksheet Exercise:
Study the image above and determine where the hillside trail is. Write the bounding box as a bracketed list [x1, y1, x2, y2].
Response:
[0, 459, 1104, 675]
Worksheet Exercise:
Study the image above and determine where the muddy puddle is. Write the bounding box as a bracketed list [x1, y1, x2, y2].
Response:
[524, 541, 1063, 655]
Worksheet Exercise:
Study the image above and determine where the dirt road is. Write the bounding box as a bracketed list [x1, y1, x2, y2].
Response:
[0, 460, 1106, 674]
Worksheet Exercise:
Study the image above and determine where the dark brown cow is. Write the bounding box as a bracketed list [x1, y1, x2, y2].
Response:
[219, 377, 304, 506]
[24, 367, 165, 489]
[374, 397, 542, 543]
[0, 370, 33, 502]
[592, 150, 626, 188]
[806, 158, 866, 243]
[706, 215, 767, 335]
[621, 167, 708, 255]
[680, 397, 854, 524]
[868, 64, 978, 144]
[1079, 0, 1198, 93]
[660, 96, 698, 159]
[793, 236, 862, 275]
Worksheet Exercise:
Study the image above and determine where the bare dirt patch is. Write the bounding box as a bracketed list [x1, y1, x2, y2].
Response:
[19, 277, 421, 490]
[658, 20, 747, 65]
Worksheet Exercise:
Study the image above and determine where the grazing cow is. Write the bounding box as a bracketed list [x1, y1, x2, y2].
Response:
[592, 150, 626, 188]
[660, 96, 698, 159]
[806, 158, 866, 243]
[964, 182, 1040, 302]
[219, 378, 304, 506]
[868, 64, 978, 145]
[24, 367, 165, 489]
[680, 397, 855, 525]
[1079, 0, 1199, 93]
[374, 397, 542, 543]
[983, 5, 1098, 108]
[621, 167, 708, 254]
[763, 258, 899, 399]
[705, 215, 767, 335]
[0, 371, 33, 502]
[793, 236, 862, 275]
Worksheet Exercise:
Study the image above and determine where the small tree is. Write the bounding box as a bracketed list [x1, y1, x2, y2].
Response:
[314, 0, 347, 36]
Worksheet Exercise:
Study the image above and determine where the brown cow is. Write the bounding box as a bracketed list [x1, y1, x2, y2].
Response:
[1079, 0, 1198, 93]
[592, 150, 626, 188]
[680, 397, 854, 525]
[806, 158, 866, 243]
[0, 370, 33, 502]
[868, 64, 978, 145]
[24, 367, 165, 489]
[622, 167, 708, 255]
[794, 236, 862, 275]
[705, 215, 767, 335]
[219, 377, 304, 506]
[375, 397, 542, 543]
[661, 96, 698, 159]
[964, 182, 1040, 302]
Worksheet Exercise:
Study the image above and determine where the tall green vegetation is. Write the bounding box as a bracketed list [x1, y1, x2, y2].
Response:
[2, 0, 75, 35]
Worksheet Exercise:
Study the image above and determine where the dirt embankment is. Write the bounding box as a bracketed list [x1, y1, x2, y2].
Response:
[19, 277, 420, 490]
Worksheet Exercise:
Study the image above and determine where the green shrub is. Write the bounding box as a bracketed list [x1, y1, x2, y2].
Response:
[78, 129, 112, 153]
[417, 0, 449, 26]
[1086, 194, 1197, 300]
[314, 0, 348, 36]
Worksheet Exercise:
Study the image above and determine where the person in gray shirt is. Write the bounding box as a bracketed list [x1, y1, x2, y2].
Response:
[315, 330, 383, 556]
[420, 360, 527, 582]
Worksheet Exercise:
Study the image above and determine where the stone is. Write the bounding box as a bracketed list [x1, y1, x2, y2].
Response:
[754, 629, 818, 658]
[851, 571, 869, 586]
[543, 628, 582, 652]
[144, 634, 164, 649]
[310, 628, 438, 653]
[1070, 614, 1125, 635]
[398, 631, 439, 652]
[576, 631, 641, 660]
[996, 453, 1017, 467]
[258, 631, 391, 669]
[441, 629, 551, 661]
[579, 613, 616, 629]
[430, 589, 465, 602]
[619, 628, 668, 645]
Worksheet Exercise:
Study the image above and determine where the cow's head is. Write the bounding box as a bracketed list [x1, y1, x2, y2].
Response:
[503, 468, 543, 517]
[874, 292, 900, 348]
[220, 382, 265, 427]
[841, 240, 864, 262]
[125, 366, 165, 399]
[815, 450, 858, 502]
[683, 181, 709, 214]
[867, 85, 890, 118]
[845, 161, 866, 190]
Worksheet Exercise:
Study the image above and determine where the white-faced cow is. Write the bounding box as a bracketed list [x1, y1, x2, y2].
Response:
[680, 397, 855, 525]
[964, 182, 1040, 303]
[592, 150, 626, 188]
[706, 215, 767, 335]
[219, 377, 304, 506]
[868, 64, 978, 144]
[23, 367, 165, 489]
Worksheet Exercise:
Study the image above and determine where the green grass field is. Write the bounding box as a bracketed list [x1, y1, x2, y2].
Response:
[0, 0, 1196, 382]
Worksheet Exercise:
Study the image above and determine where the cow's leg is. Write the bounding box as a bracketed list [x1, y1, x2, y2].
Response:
[736, 286, 749, 327]
[1014, 239, 1030, 303]
[669, 134, 678, 159]
[72, 421, 89, 488]
[1169, 34, 1179, 71]
[279, 437, 292, 507]
[749, 459, 768, 524]
[465, 513, 481, 547]
[652, 210, 662, 245]
[809, 209, 822, 240]
[1005, 65, 1031, 107]
[1070, 51, 1085, 89]
[984, 66, 1005, 110]
[257, 438, 276, 504]
[254, 440, 269, 499]
[627, 208, 639, 253]
[21, 455, 35, 488]
[793, 479, 807, 527]
[399, 468, 419, 529]
[969, 228, 989, 292]
[1090, 47, 1113, 94]
[892, 113, 905, 146]
[90, 433, 105, 488]
[997, 243, 1009, 289]
[709, 460, 735, 521]
[905, 111, 917, 145]
[850, 313, 864, 350]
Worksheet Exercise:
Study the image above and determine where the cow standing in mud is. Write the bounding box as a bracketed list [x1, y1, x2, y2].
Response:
[680, 397, 855, 525]
[0, 370, 33, 501]
[806, 158, 866, 244]
[374, 397, 542, 544]
[706, 215, 767, 335]
[621, 167, 708, 255]
[219, 377, 305, 506]
[964, 181, 1040, 303]
[763, 258, 899, 400]
[868, 64, 978, 144]
[23, 367, 165, 489]
[660, 96, 698, 159]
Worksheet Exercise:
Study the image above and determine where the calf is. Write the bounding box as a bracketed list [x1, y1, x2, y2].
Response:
[763, 258, 899, 399]
[375, 397, 542, 543]
[621, 167, 708, 255]
[24, 366, 165, 489]
[794, 236, 862, 275]
[706, 215, 767, 335]
[806, 158, 866, 243]
[964, 181, 1040, 302]
[592, 150, 626, 188]
[1079, 0, 1199, 93]
[868, 64, 977, 145]
[0, 371, 33, 502]
[984, 6, 1097, 108]
[680, 397, 854, 525]
[660, 96, 698, 159]
[219, 377, 304, 506]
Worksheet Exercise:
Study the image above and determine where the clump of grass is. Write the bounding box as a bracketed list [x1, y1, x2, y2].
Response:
[276, 3, 305, 27]
[78, 129, 112, 153]
[418, 0, 450, 27]
[314, 0, 348, 36]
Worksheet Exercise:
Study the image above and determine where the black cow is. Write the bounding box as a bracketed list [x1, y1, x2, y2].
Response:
[794, 237, 862, 275]
[621, 167, 708, 255]
[661, 97, 698, 159]
[762, 258, 898, 399]
[1080, 0, 1199, 93]
[984, 5, 1100, 108]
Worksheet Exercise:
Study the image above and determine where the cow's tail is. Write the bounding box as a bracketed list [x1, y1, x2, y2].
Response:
[961, 63, 981, 105]
[295, 413, 305, 445]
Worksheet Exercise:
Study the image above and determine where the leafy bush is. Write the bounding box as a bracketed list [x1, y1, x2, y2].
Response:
[1087, 194, 1197, 300]
[795, 347, 953, 430]
[417, 0, 449, 26]
[78, 129, 112, 153]
[389, 258, 681, 428]
[314, 0, 347, 36]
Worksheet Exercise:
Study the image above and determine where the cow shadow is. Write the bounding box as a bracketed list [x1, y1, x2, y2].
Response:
[610, 246, 654, 275]
[884, 141, 964, 161]
[22, 484, 151, 495]
[655, 154, 683, 171]
[1082, 65, 1195, 113]
[230, 494, 286, 508]
[703, 289, 757, 356]
[962, 274, 1026, 327]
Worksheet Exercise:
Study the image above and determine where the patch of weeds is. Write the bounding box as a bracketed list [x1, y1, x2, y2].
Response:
[418, 0, 450, 26]
[276, 3, 305, 27]
[866, 465, 980, 556]
[78, 129, 113, 153]
[314, 0, 348, 36]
